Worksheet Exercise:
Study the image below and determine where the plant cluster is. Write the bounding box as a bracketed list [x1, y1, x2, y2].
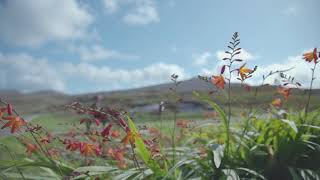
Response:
[0, 33, 319, 180]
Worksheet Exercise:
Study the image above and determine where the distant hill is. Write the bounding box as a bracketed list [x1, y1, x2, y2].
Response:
[0, 77, 319, 114]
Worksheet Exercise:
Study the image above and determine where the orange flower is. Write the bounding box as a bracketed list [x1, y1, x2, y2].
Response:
[107, 148, 124, 161]
[211, 75, 225, 89]
[80, 143, 95, 156]
[1, 116, 26, 133]
[277, 87, 291, 100]
[303, 48, 318, 63]
[271, 98, 282, 108]
[26, 143, 38, 155]
[111, 130, 120, 138]
[176, 119, 189, 128]
[238, 64, 253, 81]
[107, 148, 114, 157]
[122, 131, 139, 145]
[0, 107, 7, 119]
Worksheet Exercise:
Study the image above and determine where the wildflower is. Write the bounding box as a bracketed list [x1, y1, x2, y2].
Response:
[114, 151, 124, 161]
[101, 123, 112, 137]
[107, 148, 114, 157]
[94, 145, 102, 156]
[40, 134, 52, 144]
[7, 104, 13, 115]
[277, 87, 291, 100]
[211, 75, 225, 89]
[80, 143, 95, 156]
[107, 148, 124, 161]
[94, 119, 100, 126]
[271, 98, 282, 108]
[65, 140, 81, 151]
[25, 143, 38, 155]
[122, 131, 139, 145]
[303, 48, 318, 64]
[238, 63, 253, 81]
[0, 107, 7, 119]
[176, 119, 189, 128]
[118, 117, 128, 129]
[47, 148, 60, 159]
[1, 116, 26, 133]
[111, 130, 120, 138]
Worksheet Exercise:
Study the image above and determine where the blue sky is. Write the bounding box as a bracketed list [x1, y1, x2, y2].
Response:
[0, 0, 319, 94]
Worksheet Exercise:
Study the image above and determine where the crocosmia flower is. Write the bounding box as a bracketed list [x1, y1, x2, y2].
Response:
[303, 48, 318, 64]
[211, 75, 226, 89]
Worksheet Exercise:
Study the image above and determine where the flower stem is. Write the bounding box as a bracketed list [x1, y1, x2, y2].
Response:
[304, 63, 317, 120]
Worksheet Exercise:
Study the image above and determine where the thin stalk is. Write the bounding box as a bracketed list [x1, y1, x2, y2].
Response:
[304, 62, 317, 119]
[226, 62, 232, 156]
[172, 86, 178, 166]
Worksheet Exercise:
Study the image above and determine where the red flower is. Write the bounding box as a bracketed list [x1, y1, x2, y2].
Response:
[1, 116, 26, 133]
[94, 119, 100, 126]
[94, 145, 102, 156]
[40, 133, 53, 144]
[101, 123, 112, 137]
[211, 75, 226, 89]
[277, 87, 291, 100]
[65, 140, 81, 151]
[118, 117, 128, 128]
[303, 48, 318, 64]
[26, 143, 38, 155]
[7, 104, 13, 115]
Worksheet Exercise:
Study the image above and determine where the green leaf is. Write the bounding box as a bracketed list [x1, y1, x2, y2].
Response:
[237, 167, 266, 180]
[210, 144, 224, 168]
[281, 119, 298, 133]
[127, 115, 164, 176]
[222, 169, 240, 180]
[127, 116, 151, 163]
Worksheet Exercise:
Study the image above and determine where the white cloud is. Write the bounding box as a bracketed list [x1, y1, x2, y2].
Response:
[193, 52, 212, 66]
[69, 44, 139, 61]
[123, 0, 159, 25]
[216, 49, 255, 61]
[103, 0, 119, 13]
[0, 52, 65, 92]
[248, 51, 320, 88]
[63, 62, 187, 90]
[0, 51, 187, 93]
[0, 0, 93, 47]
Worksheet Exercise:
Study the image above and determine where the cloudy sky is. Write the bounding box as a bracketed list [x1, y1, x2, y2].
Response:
[0, 0, 319, 94]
